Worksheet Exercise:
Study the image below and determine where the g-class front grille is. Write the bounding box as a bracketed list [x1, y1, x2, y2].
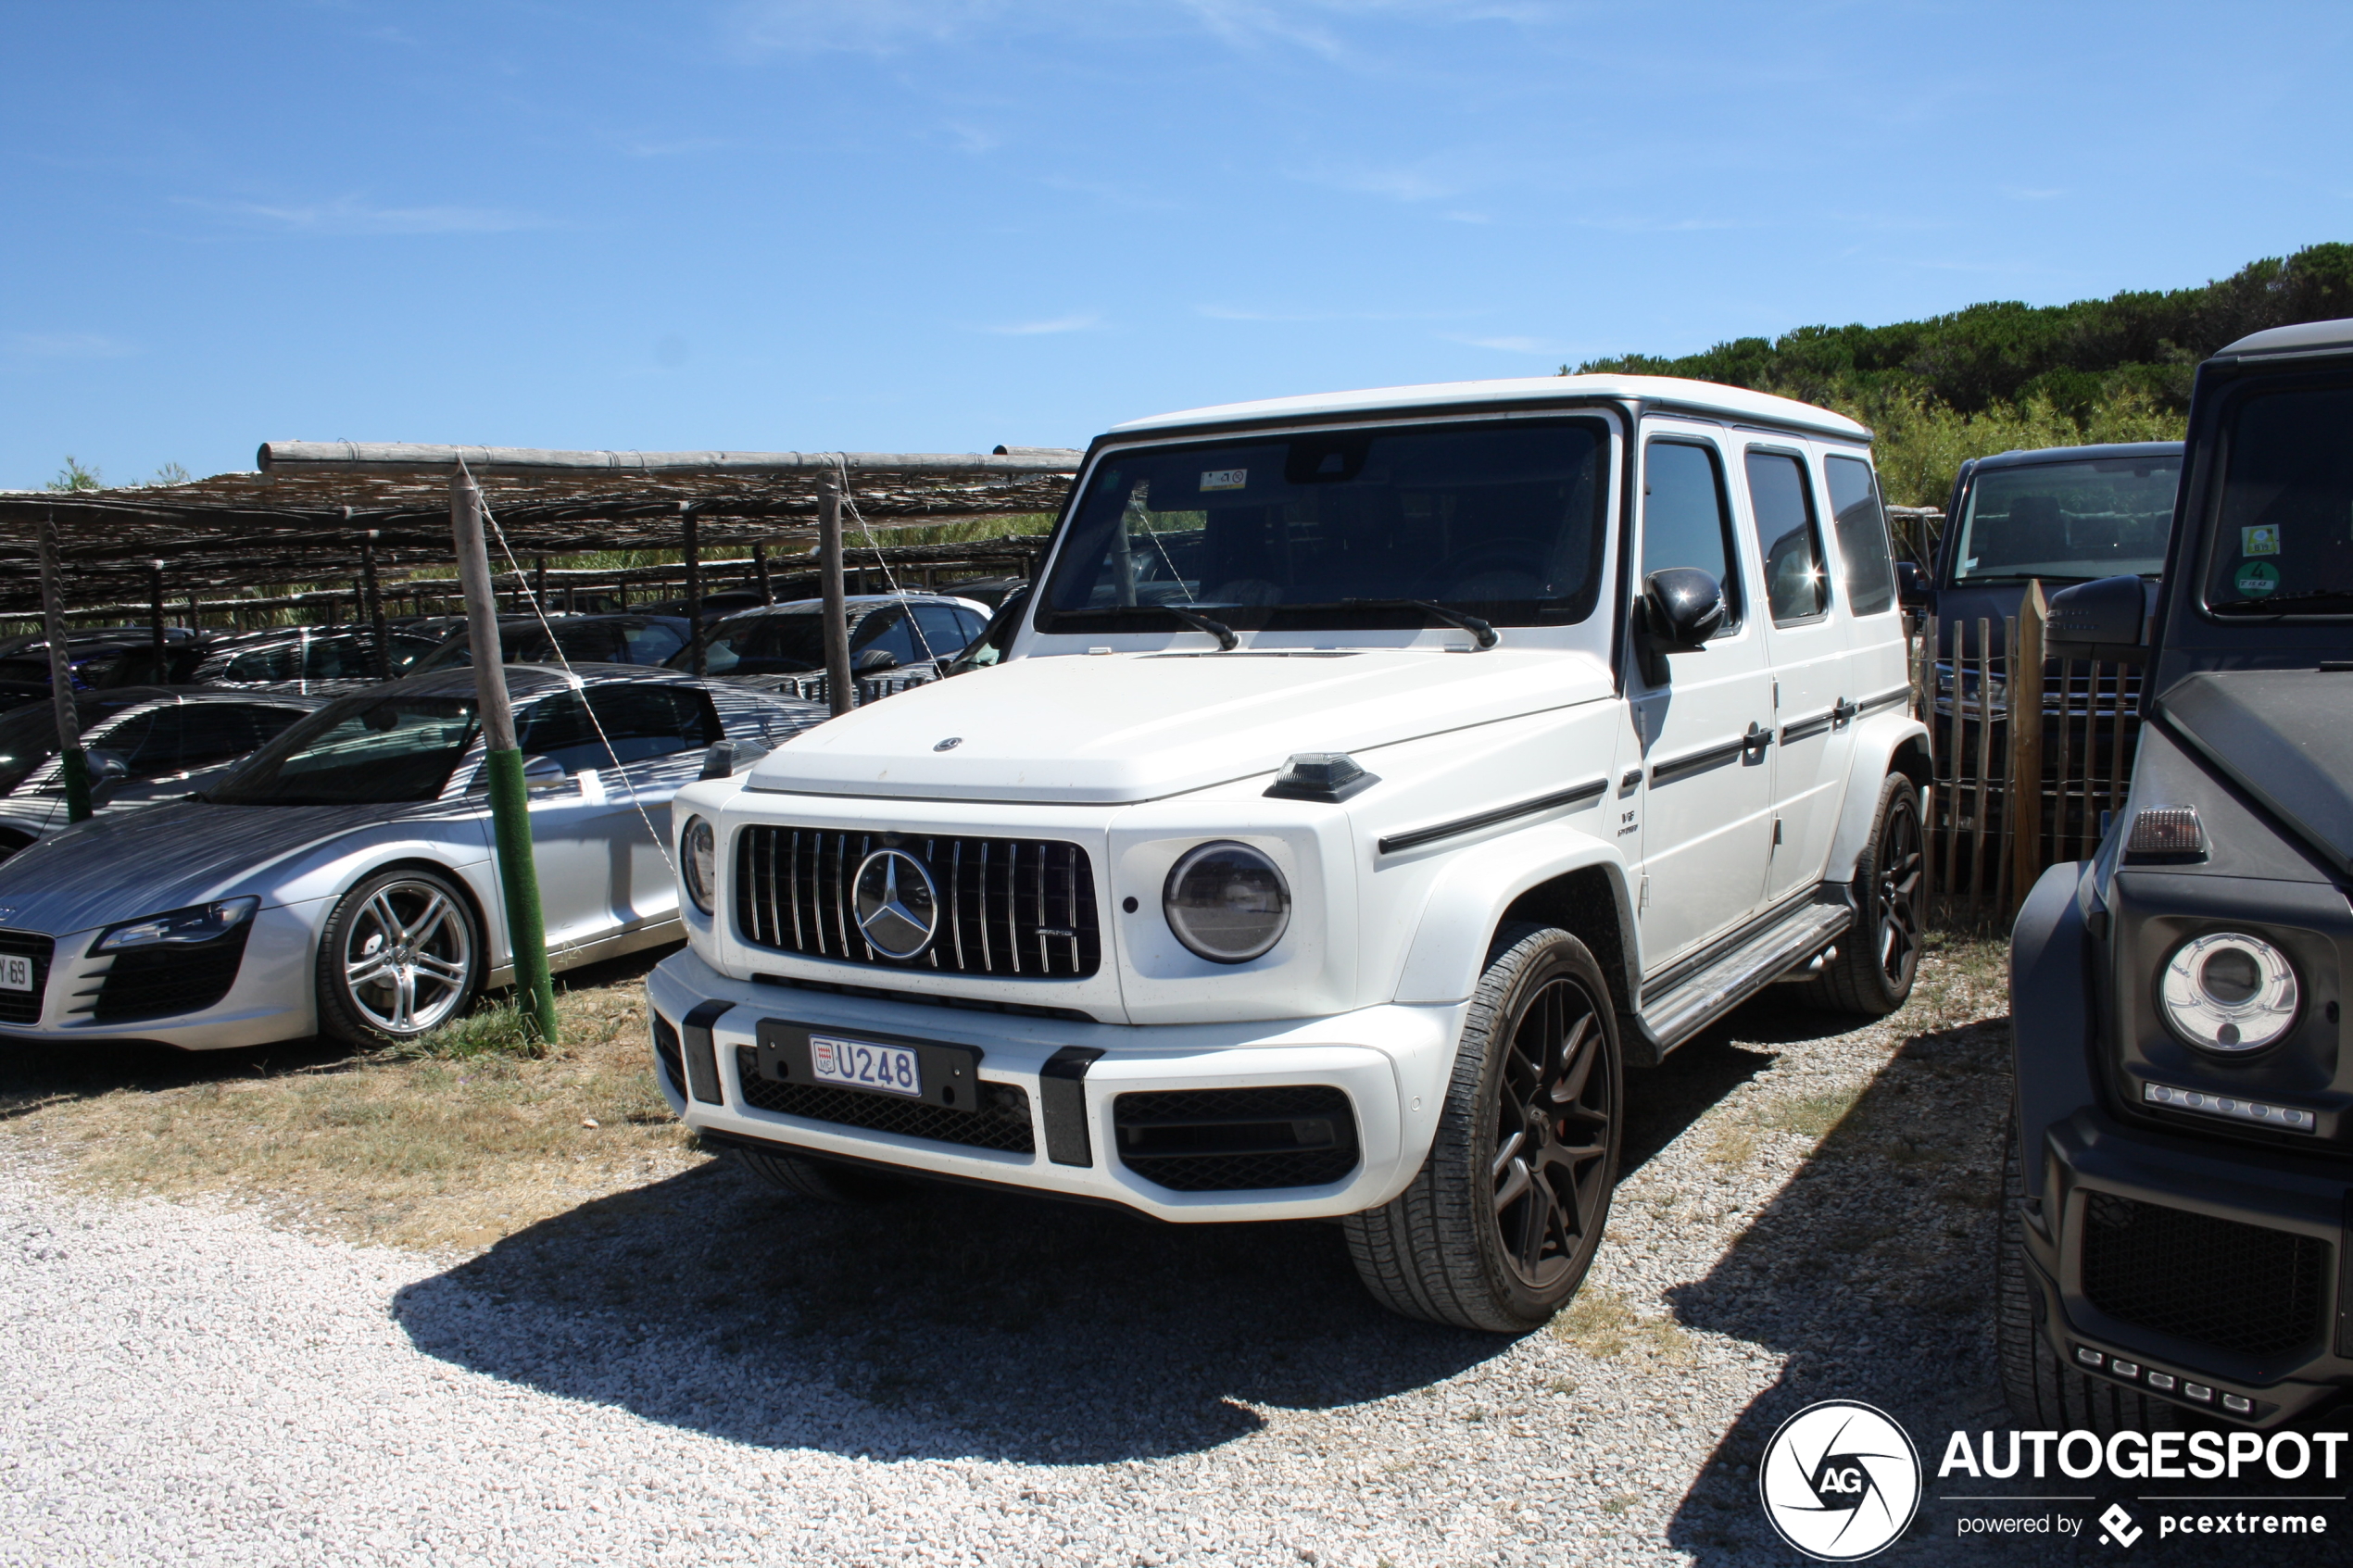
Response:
[0, 929, 54, 1024]
[734, 1046, 1036, 1153]
[2080, 1192, 2328, 1360]
[1113, 1086, 1361, 1191]
[735, 826, 1100, 979]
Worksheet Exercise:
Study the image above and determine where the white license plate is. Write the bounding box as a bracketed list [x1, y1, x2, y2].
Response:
[0, 955, 30, 993]
[810, 1034, 922, 1098]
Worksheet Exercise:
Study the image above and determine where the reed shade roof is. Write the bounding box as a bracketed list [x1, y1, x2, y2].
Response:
[0, 442, 1080, 615]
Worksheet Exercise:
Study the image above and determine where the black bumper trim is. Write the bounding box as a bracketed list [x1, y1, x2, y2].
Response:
[681, 998, 730, 1105]
[1038, 1046, 1103, 1167]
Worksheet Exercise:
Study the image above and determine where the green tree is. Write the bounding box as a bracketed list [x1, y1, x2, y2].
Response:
[44, 456, 102, 492]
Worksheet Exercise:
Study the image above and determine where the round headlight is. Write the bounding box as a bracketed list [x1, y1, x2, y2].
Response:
[682, 816, 717, 915]
[1163, 841, 1290, 964]
[2160, 931, 2298, 1052]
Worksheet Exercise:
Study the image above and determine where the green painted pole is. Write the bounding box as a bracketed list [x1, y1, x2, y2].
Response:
[450, 470, 559, 1044]
[37, 513, 94, 825]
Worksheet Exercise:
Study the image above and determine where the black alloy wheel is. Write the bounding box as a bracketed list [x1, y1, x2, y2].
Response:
[1346, 923, 1623, 1332]
[1799, 771, 1922, 1017]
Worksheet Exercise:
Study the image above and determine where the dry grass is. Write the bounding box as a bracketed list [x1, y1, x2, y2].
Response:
[0, 950, 704, 1252]
[1549, 1285, 1695, 1365]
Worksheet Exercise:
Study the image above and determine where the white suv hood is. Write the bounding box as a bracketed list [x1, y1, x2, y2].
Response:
[745, 647, 1614, 804]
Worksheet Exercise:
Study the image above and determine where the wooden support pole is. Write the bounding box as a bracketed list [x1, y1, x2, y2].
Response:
[452, 469, 557, 1045]
[38, 515, 93, 823]
[185, 592, 200, 633]
[819, 479, 852, 715]
[148, 561, 166, 681]
[682, 508, 705, 678]
[362, 531, 391, 680]
[2010, 581, 2048, 911]
[753, 541, 773, 605]
[533, 556, 547, 613]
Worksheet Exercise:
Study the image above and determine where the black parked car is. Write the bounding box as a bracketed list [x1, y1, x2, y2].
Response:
[408, 614, 693, 673]
[2004, 318, 2353, 1432]
[190, 624, 445, 693]
[675, 595, 988, 679]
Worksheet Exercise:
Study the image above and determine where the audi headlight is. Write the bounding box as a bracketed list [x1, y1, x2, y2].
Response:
[682, 817, 717, 915]
[1163, 841, 1290, 963]
[95, 897, 259, 952]
[2160, 932, 2299, 1052]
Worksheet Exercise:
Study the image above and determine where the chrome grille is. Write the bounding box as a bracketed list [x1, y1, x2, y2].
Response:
[736, 826, 1100, 979]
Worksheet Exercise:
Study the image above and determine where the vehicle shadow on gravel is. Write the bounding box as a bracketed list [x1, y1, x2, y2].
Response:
[0, 1035, 357, 1121]
[1655, 1001, 2021, 1563]
[390, 1158, 1506, 1464]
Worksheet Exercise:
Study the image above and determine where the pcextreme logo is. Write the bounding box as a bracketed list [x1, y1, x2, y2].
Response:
[1758, 1400, 1923, 1561]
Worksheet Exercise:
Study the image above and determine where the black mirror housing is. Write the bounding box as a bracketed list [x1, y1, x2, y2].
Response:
[1636, 568, 1727, 684]
[2045, 574, 2153, 662]
[1897, 560, 1931, 610]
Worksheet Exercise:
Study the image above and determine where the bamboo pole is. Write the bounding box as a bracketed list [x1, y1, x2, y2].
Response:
[38, 514, 93, 824]
[362, 531, 391, 680]
[819, 478, 853, 717]
[147, 561, 166, 680]
[753, 542, 773, 606]
[452, 470, 557, 1044]
[2010, 582, 2047, 908]
[682, 509, 704, 678]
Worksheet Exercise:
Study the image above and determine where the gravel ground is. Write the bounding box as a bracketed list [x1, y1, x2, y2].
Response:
[2, 948, 2042, 1567]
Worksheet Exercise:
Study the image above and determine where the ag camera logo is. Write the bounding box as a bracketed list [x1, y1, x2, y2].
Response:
[1759, 1400, 1922, 1561]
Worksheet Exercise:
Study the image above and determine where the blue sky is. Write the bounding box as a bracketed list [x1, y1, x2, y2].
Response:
[3, 0, 2347, 490]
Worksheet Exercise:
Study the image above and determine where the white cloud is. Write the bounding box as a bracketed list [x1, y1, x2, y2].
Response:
[1444, 332, 1557, 354]
[8, 332, 136, 358]
[183, 195, 548, 235]
[980, 311, 1104, 335]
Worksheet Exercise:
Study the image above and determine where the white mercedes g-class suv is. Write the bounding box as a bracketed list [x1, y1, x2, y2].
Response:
[648, 374, 1930, 1331]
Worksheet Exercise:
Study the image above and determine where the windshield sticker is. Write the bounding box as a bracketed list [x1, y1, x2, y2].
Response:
[1201, 469, 1247, 492]
[1962, 557, 1979, 572]
[2234, 560, 2281, 598]
[2241, 524, 2281, 557]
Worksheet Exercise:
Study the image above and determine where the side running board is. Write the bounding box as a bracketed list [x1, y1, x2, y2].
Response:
[1627, 893, 1854, 1063]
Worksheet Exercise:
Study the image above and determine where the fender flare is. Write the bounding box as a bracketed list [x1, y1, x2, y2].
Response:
[2010, 859, 2099, 1208]
[1391, 825, 1637, 1007]
[1823, 709, 1931, 882]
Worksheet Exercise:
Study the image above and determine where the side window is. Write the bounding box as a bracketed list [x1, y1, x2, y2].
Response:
[1744, 450, 1829, 622]
[1642, 439, 1742, 627]
[910, 604, 973, 659]
[584, 685, 724, 767]
[1824, 455, 1897, 617]
[174, 706, 274, 770]
[303, 636, 383, 681]
[619, 621, 686, 666]
[513, 693, 608, 773]
[854, 606, 921, 668]
[91, 707, 178, 773]
[225, 644, 299, 683]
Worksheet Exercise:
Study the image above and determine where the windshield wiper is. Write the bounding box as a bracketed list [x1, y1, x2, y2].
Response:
[1152, 604, 1239, 650]
[2211, 588, 2353, 613]
[1340, 598, 1499, 649]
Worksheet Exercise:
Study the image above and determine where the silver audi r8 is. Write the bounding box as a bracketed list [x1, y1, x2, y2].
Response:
[0, 665, 825, 1051]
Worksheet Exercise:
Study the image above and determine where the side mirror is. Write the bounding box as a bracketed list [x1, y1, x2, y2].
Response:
[854, 648, 900, 672]
[85, 749, 131, 797]
[2045, 574, 2152, 662]
[699, 736, 774, 781]
[520, 753, 570, 791]
[1636, 568, 1727, 683]
[1896, 560, 1931, 611]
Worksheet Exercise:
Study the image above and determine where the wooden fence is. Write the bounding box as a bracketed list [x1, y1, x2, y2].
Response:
[1910, 585, 2146, 926]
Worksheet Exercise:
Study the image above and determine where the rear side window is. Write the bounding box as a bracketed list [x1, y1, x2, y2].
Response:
[910, 604, 975, 659]
[1642, 439, 1743, 626]
[1824, 455, 1896, 617]
[586, 685, 724, 766]
[225, 643, 300, 683]
[1744, 451, 1829, 622]
[619, 621, 686, 665]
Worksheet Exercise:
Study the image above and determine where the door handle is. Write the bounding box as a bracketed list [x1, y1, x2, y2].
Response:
[1743, 721, 1772, 756]
[1831, 697, 1859, 728]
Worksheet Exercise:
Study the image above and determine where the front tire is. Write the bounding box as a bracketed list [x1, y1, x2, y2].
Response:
[1345, 923, 1622, 1332]
[1798, 771, 1922, 1016]
[315, 867, 483, 1049]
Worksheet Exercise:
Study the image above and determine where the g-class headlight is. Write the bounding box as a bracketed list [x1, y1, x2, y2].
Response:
[1163, 841, 1290, 963]
[2160, 931, 2299, 1052]
[681, 817, 717, 915]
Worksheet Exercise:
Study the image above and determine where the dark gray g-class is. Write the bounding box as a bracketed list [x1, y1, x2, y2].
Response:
[2004, 318, 2353, 1432]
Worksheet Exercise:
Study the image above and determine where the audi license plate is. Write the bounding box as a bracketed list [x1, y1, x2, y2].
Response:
[0, 955, 29, 992]
[809, 1034, 923, 1098]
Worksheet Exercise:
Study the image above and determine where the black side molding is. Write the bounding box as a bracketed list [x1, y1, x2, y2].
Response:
[681, 998, 731, 1105]
[1377, 778, 1606, 855]
[1038, 1046, 1105, 1166]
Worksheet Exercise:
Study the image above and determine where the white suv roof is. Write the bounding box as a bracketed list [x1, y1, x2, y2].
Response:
[1110, 372, 1870, 443]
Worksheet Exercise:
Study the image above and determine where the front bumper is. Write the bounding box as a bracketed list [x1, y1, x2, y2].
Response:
[2020, 1097, 2353, 1428]
[646, 946, 1466, 1222]
[0, 901, 321, 1051]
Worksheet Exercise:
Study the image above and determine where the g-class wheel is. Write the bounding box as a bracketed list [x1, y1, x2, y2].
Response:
[1344, 923, 1622, 1332]
[1799, 771, 1922, 1017]
[315, 867, 482, 1049]
[728, 1147, 912, 1204]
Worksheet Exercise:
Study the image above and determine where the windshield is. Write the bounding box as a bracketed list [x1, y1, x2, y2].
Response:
[206, 693, 480, 806]
[1039, 418, 1611, 635]
[1949, 454, 2179, 586]
[2204, 386, 2353, 616]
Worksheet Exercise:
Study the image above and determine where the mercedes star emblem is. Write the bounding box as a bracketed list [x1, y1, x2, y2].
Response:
[852, 848, 940, 960]
[934, 736, 963, 751]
